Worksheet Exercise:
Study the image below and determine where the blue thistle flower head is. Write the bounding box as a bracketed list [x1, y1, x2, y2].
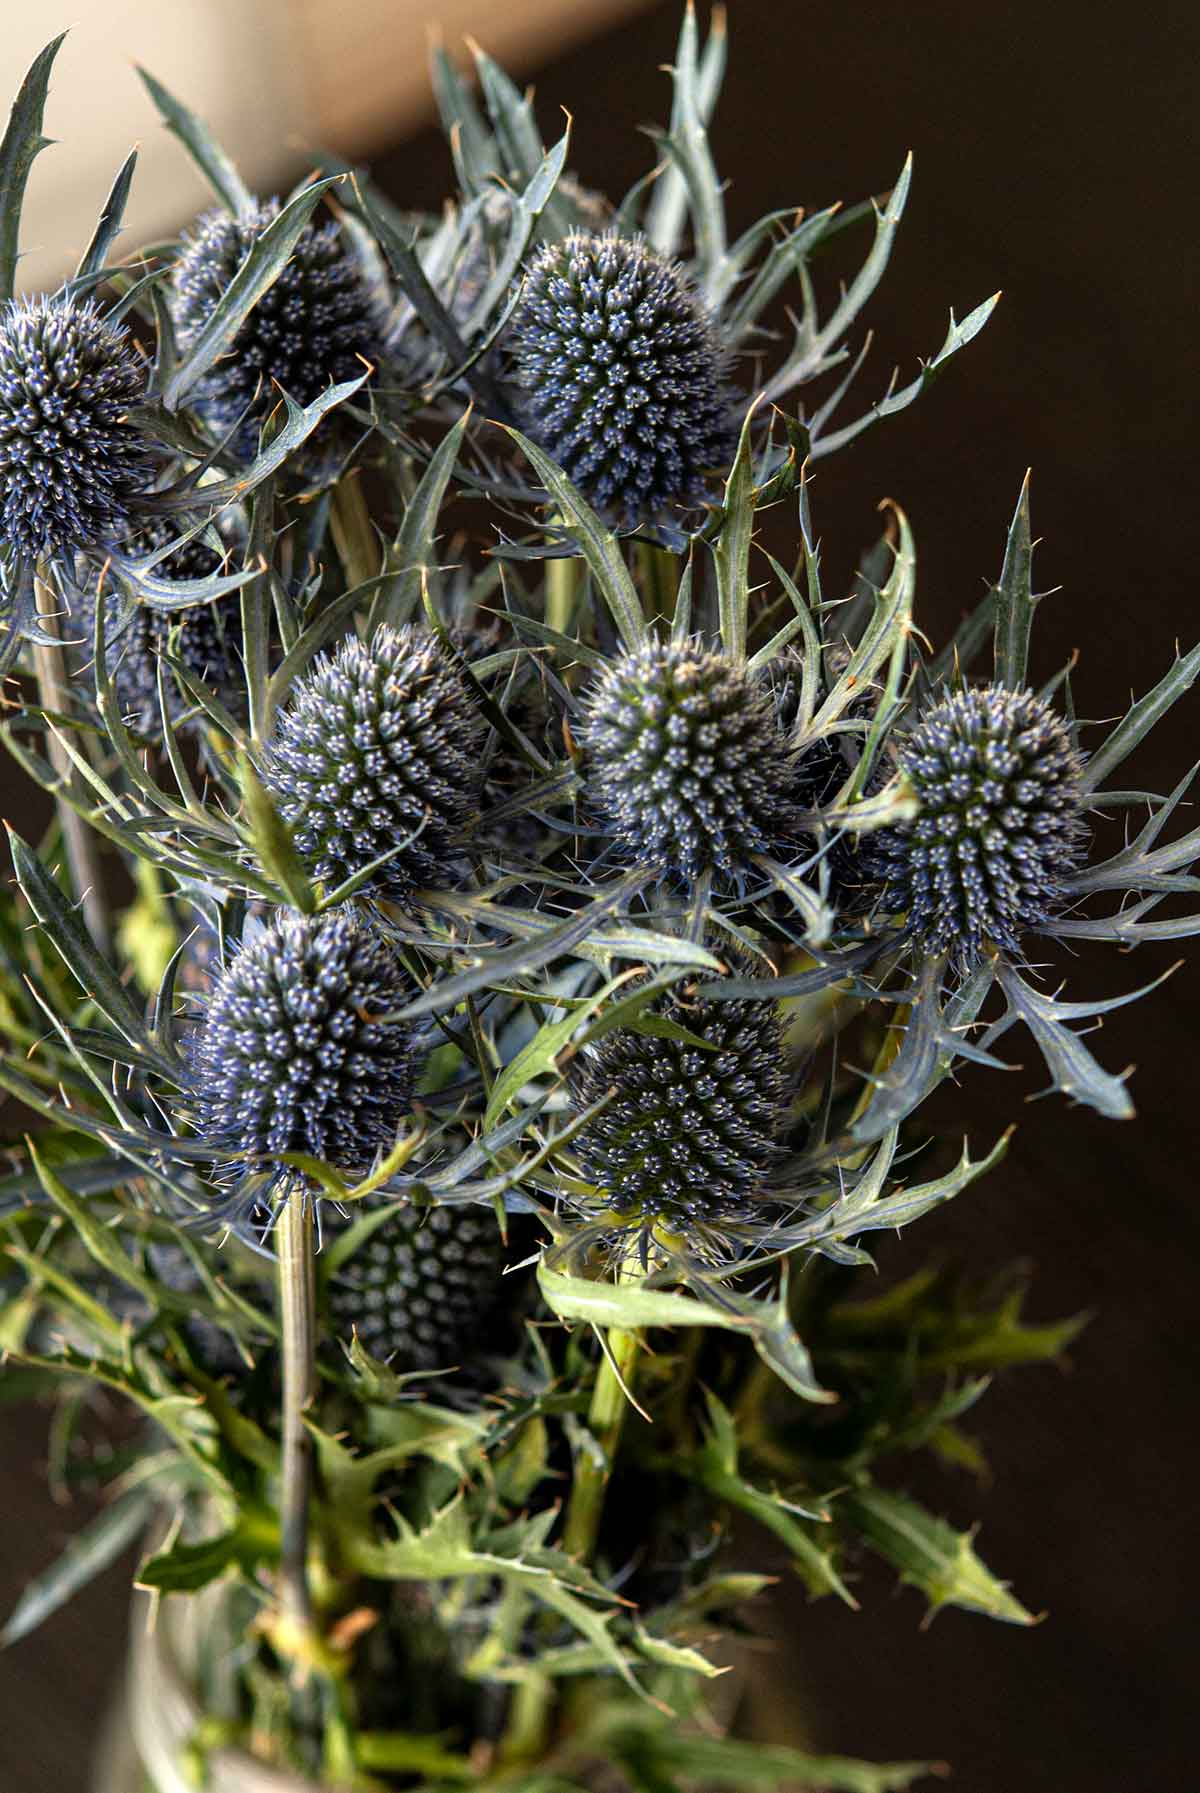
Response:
[170, 200, 384, 456]
[189, 909, 420, 1180]
[871, 683, 1088, 962]
[580, 639, 800, 886]
[262, 624, 488, 902]
[509, 231, 737, 524]
[571, 977, 786, 1230]
[325, 1203, 502, 1370]
[0, 295, 151, 560]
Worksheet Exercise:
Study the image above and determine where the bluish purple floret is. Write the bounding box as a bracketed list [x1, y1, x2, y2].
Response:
[580, 639, 800, 886]
[571, 981, 786, 1226]
[261, 624, 487, 902]
[190, 909, 419, 1178]
[170, 200, 384, 455]
[871, 683, 1088, 962]
[0, 295, 150, 559]
[509, 231, 738, 523]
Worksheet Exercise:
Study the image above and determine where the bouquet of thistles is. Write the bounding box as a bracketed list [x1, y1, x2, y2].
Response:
[1, 13, 1196, 1791]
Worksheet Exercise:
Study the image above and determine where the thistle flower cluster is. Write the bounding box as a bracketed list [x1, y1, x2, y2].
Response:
[581, 640, 800, 885]
[4, 22, 1199, 1787]
[509, 232, 737, 521]
[571, 977, 787, 1230]
[262, 624, 488, 901]
[0, 295, 150, 560]
[171, 200, 384, 455]
[190, 910, 419, 1178]
[872, 685, 1087, 961]
[325, 1203, 503, 1370]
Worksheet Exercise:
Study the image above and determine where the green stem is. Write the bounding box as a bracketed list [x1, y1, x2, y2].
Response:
[635, 540, 680, 629]
[546, 518, 578, 636]
[561, 1321, 641, 1562]
[32, 569, 111, 955]
[329, 473, 378, 591]
[499, 1265, 644, 1767]
[276, 1192, 316, 1650]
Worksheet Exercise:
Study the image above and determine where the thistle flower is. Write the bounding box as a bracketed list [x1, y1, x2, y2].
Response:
[261, 624, 487, 901]
[870, 684, 1087, 963]
[509, 231, 737, 523]
[580, 639, 799, 885]
[190, 909, 419, 1179]
[570, 979, 786, 1231]
[170, 200, 383, 455]
[0, 295, 150, 560]
[325, 1203, 502, 1370]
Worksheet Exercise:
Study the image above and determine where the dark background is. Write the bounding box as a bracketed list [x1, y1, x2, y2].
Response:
[3, 2, 1198, 1788]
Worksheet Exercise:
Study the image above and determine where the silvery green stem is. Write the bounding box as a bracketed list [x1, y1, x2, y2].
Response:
[33, 567, 111, 955]
[277, 1192, 316, 1646]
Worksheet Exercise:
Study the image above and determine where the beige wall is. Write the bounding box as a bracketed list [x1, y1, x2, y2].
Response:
[5, 0, 652, 292]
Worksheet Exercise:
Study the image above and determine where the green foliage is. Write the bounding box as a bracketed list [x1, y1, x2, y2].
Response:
[0, 10, 1189, 1791]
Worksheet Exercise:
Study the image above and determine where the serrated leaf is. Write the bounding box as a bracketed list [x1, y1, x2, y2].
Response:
[483, 971, 633, 1130]
[712, 399, 761, 663]
[73, 148, 138, 284]
[7, 827, 172, 1073]
[677, 1391, 853, 1606]
[136, 1518, 274, 1594]
[1080, 637, 1200, 795]
[0, 34, 66, 303]
[845, 1486, 1035, 1625]
[538, 1263, 834, 1404]
[992, 472, 1036, 691]
[161, 179, 342, 410]
[380, 408, 470, 627]
[2, 1486, 151, 1648]
[136, 65, 252, 216]
[501, 428, 647, 651]
[643, 5, 727, 260]
[811, 294, 1000, 460]
[239, 756, 316, 913]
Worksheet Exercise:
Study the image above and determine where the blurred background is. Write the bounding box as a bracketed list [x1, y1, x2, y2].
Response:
[2, 1, 1198, 1788]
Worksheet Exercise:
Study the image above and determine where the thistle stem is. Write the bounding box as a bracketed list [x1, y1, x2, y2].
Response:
[329, 473, 378, 591]
[561, 1320, 641, 1562]
[545, 519, 578, 636]
[32, 569, 111, 955]
[499, 1263, 644, 1767]
[635, 540, 680, 627]
[277, 1191, 317, 1648]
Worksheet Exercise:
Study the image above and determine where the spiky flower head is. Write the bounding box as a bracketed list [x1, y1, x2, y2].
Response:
[190, 909, 419, 1179]
[170, 200, 383, 455]
[325, 1204, 502, 1370]
[509, 231, 737, 522]
[0, 295, 150, 559]
[580, 639, 799, 885]
[571, 978, 786, 1232]
[262, 624, 487, 901]
[871, 683, 1087, 961]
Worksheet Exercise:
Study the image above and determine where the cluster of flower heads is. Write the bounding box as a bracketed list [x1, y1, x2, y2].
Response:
[4, 24, 1198, 1319]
